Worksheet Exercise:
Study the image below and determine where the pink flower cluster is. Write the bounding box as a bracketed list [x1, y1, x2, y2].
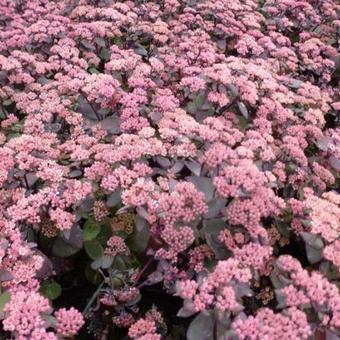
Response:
[156, 225, 195, 262]
[0, 0, 339, 337]
[55, 307, 85, 337]
[157, 182, 208, 226]
[128, 318, 160, 340]
[233, 307, 312, 339]
[2, 291, 54, 340]
[105, 236, 129, 257]
[177, 259, 251, 313]
[276, 255, 340, 330]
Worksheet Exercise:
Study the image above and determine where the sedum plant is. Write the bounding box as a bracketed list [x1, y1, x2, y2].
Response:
[0, 0, 339, 338]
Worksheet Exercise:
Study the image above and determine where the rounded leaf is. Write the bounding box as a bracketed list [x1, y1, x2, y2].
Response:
[187, 311, 214, 340]
[83, 220, 101, 242]
[85, 240, 104, 260]
[52, 237, 80, 257]
[40, 280, 62, 300]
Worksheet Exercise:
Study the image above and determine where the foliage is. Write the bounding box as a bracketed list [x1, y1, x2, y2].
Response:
[0, 0, 339, 338]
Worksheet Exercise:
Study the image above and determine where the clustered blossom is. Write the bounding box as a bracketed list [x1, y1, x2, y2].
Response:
[54, 307, 85, 337]
[157, 182, 208, 226]
[114, 287, 139, 304]
[0, 0, 339, 338]
[128, 318, 160, 340]
[2, 291, 55, 340]
[189, 245, 214, 273]
[233, 307, 312, 340]
[233, 243, 273, 273]
[177, 259, 251, 313]
[156, 225, 195, 262]
[145, 306, 166, 331]
[105, 236, 129, 257]
[297, 189, 340, 269]
[303, 189, 340, 243]
[274, 255, 340, 330]
[93, 200, 109, 223]
[213, 160, 269, 198]
[112, 312, 135, 328]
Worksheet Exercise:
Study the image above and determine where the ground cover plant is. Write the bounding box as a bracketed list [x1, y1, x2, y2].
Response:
[0, 0, 339, 339]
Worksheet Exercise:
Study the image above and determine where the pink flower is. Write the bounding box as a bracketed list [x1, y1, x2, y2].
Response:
[128, 318, 159, 339]
[3, 291, 52, 338]
[158, 182, 208, 225]
[233, 307, 311, 339]
[55, 307, 84, 337]
[156, 225, 194, 261]
[105, 236, 129, 257]
[177, 280, 198, 300]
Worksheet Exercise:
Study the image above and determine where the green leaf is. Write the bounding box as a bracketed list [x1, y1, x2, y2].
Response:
[94, 37, 106, 47]
[81, 39, 95, 50]
[85, 265, 102, 286]
[3, 99, 12, 106]
[203, 219, 225, 234]
[186, 101, 196, 113]
[228, 84, 239, 97]
[134, 44, 148, 57]
[288, 80, 303, 89]
[85, 240, 104, 260]
[89, 67, 100, 74]
[177, 300, 196, 317]
[238, 116, 248, 129]
[196, 108, 214, 122]
[112, 255, 126, 271]
[270, 273, 285, 289]
[320, 262, 339, 280]
[0, 109, 6, 119]
[126, 216, 150, 253]
[52, 237, 80, 257]
[276, 221, 290, 237]
[27, 227, 35, 242]
[185, 160, 201, 176]
[203, 219, 229, 260]
[275, 289, 287, 308]
[63, 224, 83, 248]
[187, 311, 214, 340]
[237, 102, 249, 119]
[40, 280, 62, 300]
[83, 219, 100, 241]
[301, 232, 323, 248]
[187, 176, 214, 202]
[91, 255, 114, 270]
[11, 123, 22, 132]
[204, 198, 227, 219]
[38, 232, 54, 252]
[96, 221, 113, 246]
[0, 291, 11, 312]
[194, 94, 205, 108]
[6, 132, 21, 140]
[100, 48, 111, 61]
[106, 189, 122, 208]
[306, 244, 323, 264]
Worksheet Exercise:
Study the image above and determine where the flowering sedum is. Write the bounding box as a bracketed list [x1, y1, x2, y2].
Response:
[0, 0, 339, 338]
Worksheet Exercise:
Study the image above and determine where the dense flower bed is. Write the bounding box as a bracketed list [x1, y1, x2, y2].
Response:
[0, 0, 339, 339]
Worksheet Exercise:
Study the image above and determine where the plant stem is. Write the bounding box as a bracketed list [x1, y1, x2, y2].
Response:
[218, 96, 239, 115]
[82, 281, 104, 316]
[87, 99, 102, 122]
[80, 91, 102, 121]
[134, 257, 153, 285]
[24, 174, 29, 189]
